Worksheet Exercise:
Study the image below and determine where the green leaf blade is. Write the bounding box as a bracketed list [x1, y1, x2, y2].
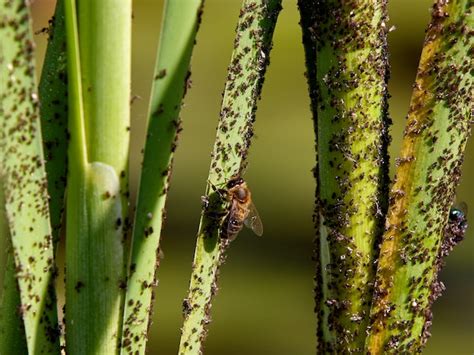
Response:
[121, 1, 203, 353]
[38, 0, 68, 246]
[0, 1, 60, 352]
[0, 184, 27, 354]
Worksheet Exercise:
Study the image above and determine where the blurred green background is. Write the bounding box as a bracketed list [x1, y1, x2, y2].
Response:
[30, 1, 473, 353]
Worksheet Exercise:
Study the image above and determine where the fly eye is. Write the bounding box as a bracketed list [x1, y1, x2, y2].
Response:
[449, 208, 463, 221]
[236, 188, 247, 200]
[227, 177, 244, 189]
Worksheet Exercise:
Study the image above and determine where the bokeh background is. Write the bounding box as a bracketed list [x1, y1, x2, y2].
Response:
[29, 1, 473, 353]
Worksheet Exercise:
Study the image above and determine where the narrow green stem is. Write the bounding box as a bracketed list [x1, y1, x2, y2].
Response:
[0, 1, 60, 353]
[365, 1, 473, 353]
[298, 1, 390, 352]
[64, 0, 87, 167]
[178, 1, 282, 353]
[121, 1, 203, 353]
[64, 0, 131, 353]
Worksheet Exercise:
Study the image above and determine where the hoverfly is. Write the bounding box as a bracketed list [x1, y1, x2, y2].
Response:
[208, 177, 263, 242]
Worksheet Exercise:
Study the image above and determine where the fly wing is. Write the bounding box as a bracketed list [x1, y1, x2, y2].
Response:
[457, 201, 468, 216]
[244, 201, 263, 236]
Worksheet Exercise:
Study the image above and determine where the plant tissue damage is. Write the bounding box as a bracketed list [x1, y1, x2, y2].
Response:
[366, 0, 472, 353]
[298, 0, 390, 352]
[421, 204, 468, 344]
[179, 1, 281, 354]
[0, 0, 471, 354]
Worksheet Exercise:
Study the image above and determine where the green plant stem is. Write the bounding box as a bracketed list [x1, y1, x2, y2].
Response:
[64, 0, 131, 353]
[39, 0, 68, 246]
[0, 1, 60, 353]
[298, 1, 390, 352]
[78, 0, 131, 209]
[365, 1, 473, 353]
[0, 180, 27, 354]
[178, 1, 281, 354]
[120, 0, 203, 353]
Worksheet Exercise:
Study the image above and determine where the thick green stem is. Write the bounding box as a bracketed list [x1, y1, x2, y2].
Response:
[64, 0, 131, 353]
[365, 1, 473, 353]
[0, 1, 60, 352]
[121, 1, 203, 353]
[178, 1, 281, 354]
[298, 1, 390, 352]
[78, 0, 131, 205]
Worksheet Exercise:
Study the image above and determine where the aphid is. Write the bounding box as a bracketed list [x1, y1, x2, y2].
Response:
[222, 177, 263, 241]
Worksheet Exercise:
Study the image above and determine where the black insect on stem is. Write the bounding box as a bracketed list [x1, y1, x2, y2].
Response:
[421, 202, 468, 345]
[442, 203, 468, 257]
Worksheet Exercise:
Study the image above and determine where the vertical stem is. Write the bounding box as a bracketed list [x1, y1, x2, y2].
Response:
[366, 1, 473, 353]
[64, 0, 131, 353]
[178, 1, 282, 354]
[121, 0, 203, 353]
[78, 0, 131, 204]
[0, 1, 60, 352]
[298, 1, 390, 352]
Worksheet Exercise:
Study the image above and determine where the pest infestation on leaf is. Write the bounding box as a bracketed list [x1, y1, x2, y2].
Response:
[444, 202, 468, 254]
[1, 0, 471, 354]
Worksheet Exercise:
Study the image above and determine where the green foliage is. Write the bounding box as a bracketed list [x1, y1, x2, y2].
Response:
[63, 0, 131, 352]
[0, 1, 60, 352]
[0, 1, 471, 354]
[298, 0, 390, 351]
[121, 0, 204, 353]
[366, 1, 473, 352]
[39, 0, 68, 245]
[179, 1, 282, 353]
[0, 186, 27, 354]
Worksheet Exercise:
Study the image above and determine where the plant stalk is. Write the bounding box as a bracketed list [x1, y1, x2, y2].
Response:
[365, 1, 473, 353]
[120, 0, 203, 353]
[178, 1, 282, 353]
[0, 1, 60, 352]
[298, 0, 390, 352]
[64, 0, 131, 353]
